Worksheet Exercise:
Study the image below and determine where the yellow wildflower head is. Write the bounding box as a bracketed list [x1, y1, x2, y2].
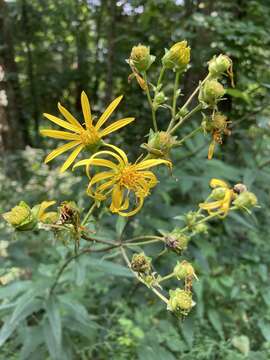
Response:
[74, 144, 171, 217]
[40, 91, 135, 172]
[199, 178, 235, 217]
[162, 41, 190, 72]
[167, 288, 193, 316]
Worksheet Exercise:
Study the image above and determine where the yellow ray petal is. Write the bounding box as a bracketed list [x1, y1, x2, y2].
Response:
[103, 143, 128, 164]
[199, 200, 223, 210]
[90, 171, 115, 186]
[210, 178, 229, 189]
[88, 149, 125, 167]
[58, 102, 84, 130]
[135, 159, 171, 171]
[45, 141, 81, 164]
[117, 197, 144, 217]
[110, 185, 124, 212]
[40, 129, 80, 141]
[81, 91, 92, 128]
[95, 95, 123, 130]
[43, 113, 80, 133]
[99, 117, 135, 137]
[60, 144, 84, 173]
[74, 158, 118, 170]
[37, 201, 56, 219]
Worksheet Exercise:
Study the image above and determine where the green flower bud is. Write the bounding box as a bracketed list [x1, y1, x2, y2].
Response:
[194, 223, 208, 234]
[233, 191, 258, 209]
[199, 79, 225, 107]
[153, 91, 166, 110]
[208, 54, 232, 78]
[130, 44, 155, 72]
[165, 230, 190, 254]
[131, 252, 152, 274]
[167, 288, 193, 316]
[211, 187, 227, 200]
[142, 130, 177, 159]
[2, 201, 37, 231]
[174, 260, 196, 280]
[162, 41, 190, 72]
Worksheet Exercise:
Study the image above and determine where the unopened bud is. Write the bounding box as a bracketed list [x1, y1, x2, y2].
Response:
[211, 187, 227, 200]
[233, 191, 257, 209]
[131, 252, 152, 274]
[153, 91, 166, 110]
[208, 54, 232, 77]
[174, 260, 196, 280]
[2, 201, 36, 231]
[165, 230, 189, 254]
[143, 130, 177, 159]
[130, 44, 155, 72]
[167, 288, 193, 316]
[199, 79, 225, 107]
[162, 41, 190, 72]
[193, 223, 208, 234]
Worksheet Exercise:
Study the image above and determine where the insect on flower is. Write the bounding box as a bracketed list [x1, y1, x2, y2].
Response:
[74, 145, 171, 217]
[40, 91, 135, 172]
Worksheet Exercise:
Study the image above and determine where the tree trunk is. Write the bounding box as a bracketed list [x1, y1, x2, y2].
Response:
[0, 0, 28, 152]
[105, 0, 116, 104]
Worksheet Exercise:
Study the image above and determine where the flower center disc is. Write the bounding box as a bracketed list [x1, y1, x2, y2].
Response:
[80, 127, 100, 146]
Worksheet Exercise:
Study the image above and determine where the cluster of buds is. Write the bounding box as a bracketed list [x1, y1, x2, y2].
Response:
[142, 130, 178, 159]
[165, 229, 190, 254]
[183, 211, 208, 234]
[162, 41, 190, 72]
[167, 288, 193, 316]
[131, 252, 152, 274]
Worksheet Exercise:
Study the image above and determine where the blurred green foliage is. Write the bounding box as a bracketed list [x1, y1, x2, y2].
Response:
[1, 0, 270, 359]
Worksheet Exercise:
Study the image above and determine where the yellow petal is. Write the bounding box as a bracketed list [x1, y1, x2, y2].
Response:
[95, 95, 123, 130]
[45, 141, 81, 163]
[81, 91, 92, 128]
[43, 113, 80, 133]
[199, 200, 223, 210]
[210, 179, 229, 189]
[37, 201, 56, 219]
[87, 149, 125, 167]
[110, 184, 124, 212]
[60, 144, 84, 172]
[103, 143, 128, 164]
[58, 102, 84, 130]
[74, 158, 118, 170]
[90, 171, 115, 186]
[117, 197, 144, 217]
[40, 129, 80, 141]
[135, 159, 171, 171]
[99, 117, 135, 137]
[208, 141, 215, 160]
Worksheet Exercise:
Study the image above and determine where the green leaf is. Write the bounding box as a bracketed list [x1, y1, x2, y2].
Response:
[45, 296, 62, 350]
[181, 316, 194, 348]
[207, 309, 224, 339]
[232, 335, 250, 356]
[258, 320, 270, 341]
[226, 88, 250, 103]
[19, 325, 45, 360]
[0, 281, 32, 300]
[115, 216, 127, 237]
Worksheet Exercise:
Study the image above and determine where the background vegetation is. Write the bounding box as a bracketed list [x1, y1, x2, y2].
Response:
[0, 0, 270, 359]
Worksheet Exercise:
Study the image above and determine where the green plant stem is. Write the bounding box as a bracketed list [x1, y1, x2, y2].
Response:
[81, 202, 97, 226]
[180, 74, 210, 111]
[167, 71, 181, 132]
[157, 66, 166, 88]
[125, 235, 164, 243]
[143, 71, 158, 131]
[170, 104, 202, 134]
[175, 127, 202, 147]
[126, 238, 164, 247]
[159, 272, 175, 283]
[120, 246, 168, 304]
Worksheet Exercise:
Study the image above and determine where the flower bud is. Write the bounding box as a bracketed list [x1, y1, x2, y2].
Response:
[153, 91, 166, 110]
[233, 183, 247, 194]
[162, 41, 190, 72]
[211, 187, 227, 200]
[174, 261, 196, 280]
[199, 79, 225, 107]
[233, 191, 257, 209]
[131, 252, 152, 274]
[208, 54, 232, 78]
[130, 44, 155, 72]
[165, 230, 189, 254]
[193, 223, 208, 234]
[167, 288, 193, 316]
[142, 130, 177, 159]
[2, 201, 36, 231]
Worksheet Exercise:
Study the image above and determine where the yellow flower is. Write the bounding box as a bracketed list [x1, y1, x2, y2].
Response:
[74, 145, 171, 217]
[199, 179, 235, 217]
[40, 92, 135, 172]
[35, 201, 58, 224]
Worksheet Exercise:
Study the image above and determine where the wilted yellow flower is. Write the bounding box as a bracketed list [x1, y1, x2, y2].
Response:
[34, 201, 58, 224]
[40, 92, 135, 172]
[207, 112, 231, 160]
[162, 41, 190, 71]
[199, 178, 235, 217]
[74, 145, 171, 217]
